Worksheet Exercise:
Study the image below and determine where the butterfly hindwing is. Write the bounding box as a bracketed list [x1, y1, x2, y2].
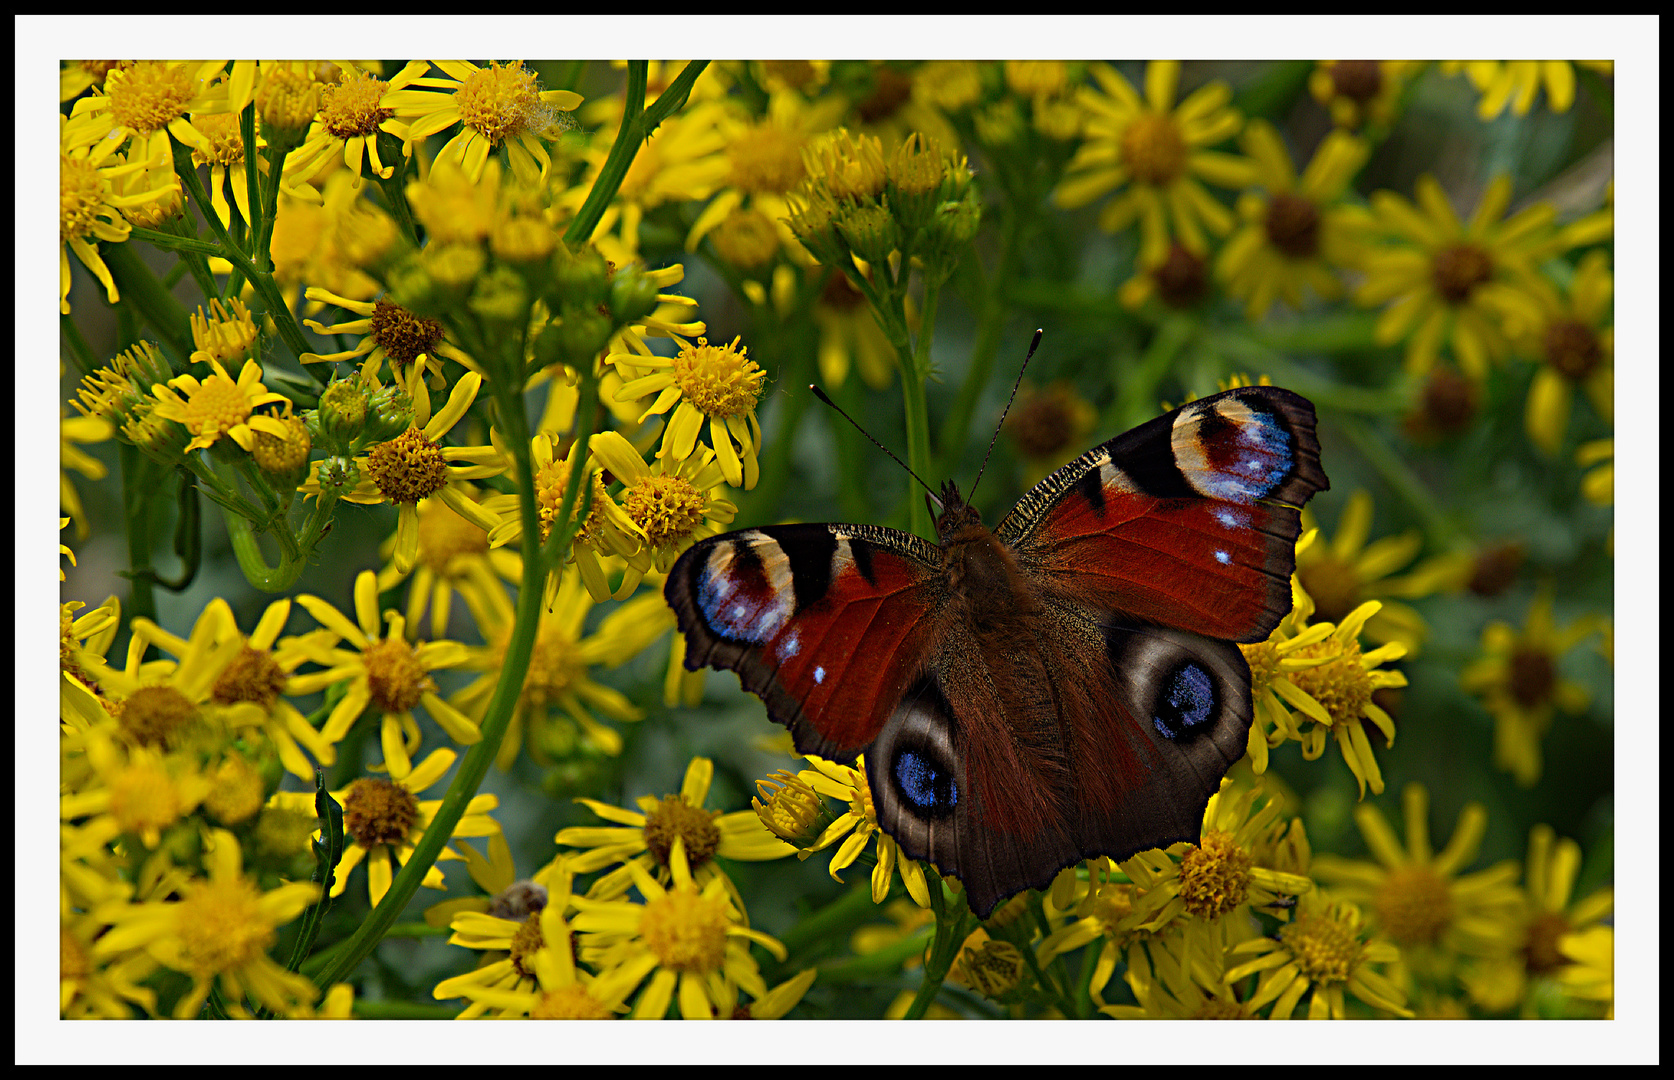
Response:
[665, 522, 946, 760]
[997, 385, 1328, 644]
[866, 594, 1256, 918]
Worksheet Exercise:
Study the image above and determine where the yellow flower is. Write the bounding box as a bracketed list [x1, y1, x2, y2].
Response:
[305, 365, 504, 575]
[148, 357, 291, 454]
[1313, 783, 1525, 979]
[568, 837, 787, 1019]
[686, 88, 849, 260]
[452, 566, 657, 771]
[1459, 823, 1615, 1014]
[564, 94, 731, 252]
[129, 597, 339, 782]
[273, 747, 500, 908]
[58, 116, 174, 314]
[1460, 588, 1598, 787]
[800, 755, 932, 908]
[590, 429, 739, 584]
[88, 828, 319, 1019]
[301, 291, 477, 384]
[59, 726, 214, 855]
[1224, 891, 1411, 1018]
[1275, 600, 1406, 798]
[61, 60, 230, 163]
[435, 863, 644, 1019]
[479, 428, 651, 603]
[1444, 60, 1612, 120]
[1217, 120, 1371, 320]
[374, 485, 519, 641]
[281, 62, 425, 199]
[381, 60, 583, 186]
[1356, 174, 1559, 379]
[1510, 249, 1613, 456]
[290, 569, 480, 777]
[1307, 61, 1424, 130]
[1555, 924, 1614, 1018]
[1295, 489, 1430, 656]
[1053, 61, 1255, 269]
[555, 757, 793, 902]
[610, 335, 766, 490]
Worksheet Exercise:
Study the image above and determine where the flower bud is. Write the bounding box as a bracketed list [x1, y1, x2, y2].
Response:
[549, 246, 610, 312]
[607, 265, 660, 326]
[311, 455, 361, 499]
[315, 378, 370, 443]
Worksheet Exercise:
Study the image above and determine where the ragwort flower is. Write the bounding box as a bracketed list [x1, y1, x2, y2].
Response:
[1053, 60, 1255, 269]
[610, 335, 767, 490]
[1313, 783, 1525, 978]
[382, 60, 583, 186]
[89, 828, 319, 1019]
[1459, 589, 1598, 787]
[1217, 120, 1371, 320]
[1355, 173, 1558, 379]
[1225, 891, 1411, 1019]
[555, 757, 792, 903]
[290, 569, 479, 778]
[148, 358, 292, 454]
[568, 837, 788, 1019]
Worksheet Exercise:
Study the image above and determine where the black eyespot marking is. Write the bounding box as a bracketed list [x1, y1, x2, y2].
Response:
[1152, 660, 1217, 739]
[893, 747, 958, 816]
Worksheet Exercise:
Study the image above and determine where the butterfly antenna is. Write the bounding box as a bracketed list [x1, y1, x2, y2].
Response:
[809, 384, 942, 509]
[968, 328, 1044, 502]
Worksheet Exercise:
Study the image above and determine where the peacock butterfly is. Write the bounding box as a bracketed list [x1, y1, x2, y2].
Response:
[664, 385, 1328, 917]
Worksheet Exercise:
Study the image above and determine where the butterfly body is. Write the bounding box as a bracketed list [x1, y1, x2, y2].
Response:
[666, 386, 1328, 917]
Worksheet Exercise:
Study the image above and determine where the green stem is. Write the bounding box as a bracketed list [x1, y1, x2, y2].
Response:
[313, 376, 550, 990]
[564, 61, 710, 249]
[900, 281, 940, 540]
[99, 243, 193, 358]
[901, 869, 976, 1019]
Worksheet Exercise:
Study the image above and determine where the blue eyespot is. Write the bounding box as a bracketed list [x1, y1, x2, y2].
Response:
[893, 748, 958, 815]
[1153, 661, 1216, 739]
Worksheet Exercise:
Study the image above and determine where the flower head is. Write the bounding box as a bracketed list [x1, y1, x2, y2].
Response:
[1225, 891, 1412, 1019]
[610, 335, 766, 490]
[1313, 783, 1526, 978]
[148, 358, 292, 454]
[555, 757, 792, 902]
[382, 61, 582, 186]
[290, 569, 480, 777]
[1054, 61, 1255, 269]
[1355, 174, 1561, 379]
[1460, 589, 1598, 787]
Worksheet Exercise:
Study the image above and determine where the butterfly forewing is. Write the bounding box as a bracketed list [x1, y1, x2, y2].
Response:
[665, 522, 946, 760]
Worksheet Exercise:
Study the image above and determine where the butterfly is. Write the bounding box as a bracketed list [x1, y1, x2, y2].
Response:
[664, 385, 1328, 918]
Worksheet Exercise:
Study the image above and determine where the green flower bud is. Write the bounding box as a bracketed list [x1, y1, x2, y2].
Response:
[549, 246, 610, 312]
[364, 384, 414, 443]
[835, 203, 900, 266]
[468, 264, 531, 330]
[314, 378, 369, 443]
[607, 266, 660, 326]
[312, 454, 361, 499]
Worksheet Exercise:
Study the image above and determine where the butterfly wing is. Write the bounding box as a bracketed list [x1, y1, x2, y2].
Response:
[664, 522, 947, 761]
[997, 385, 1327, 643]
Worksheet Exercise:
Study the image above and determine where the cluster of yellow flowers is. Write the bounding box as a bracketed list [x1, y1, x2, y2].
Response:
[55, 58, 1616, 1031]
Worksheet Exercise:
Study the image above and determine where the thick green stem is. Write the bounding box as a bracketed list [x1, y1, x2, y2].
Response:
[900, 282, 940, 540]
[901, 870, 976, 1019]
[314, 379, 550, 991]
[98, 243, 193, 359]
